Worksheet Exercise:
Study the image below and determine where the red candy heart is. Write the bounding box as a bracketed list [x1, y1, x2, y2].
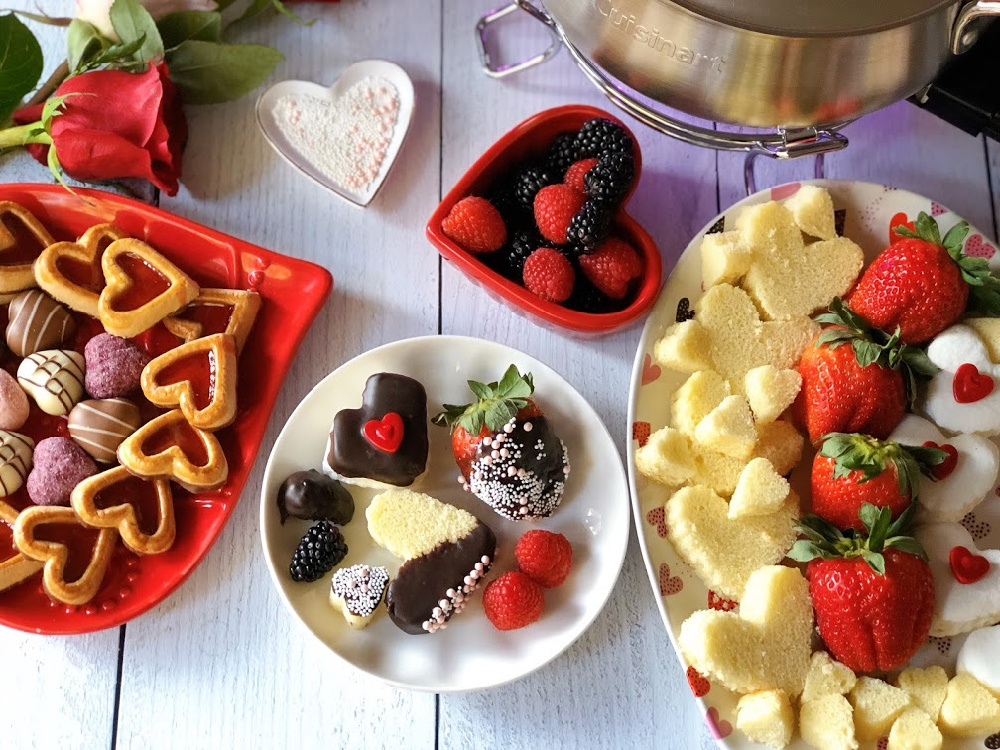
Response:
[923, 440, 959, 480]
[953, 363, 995, 404]
[949, 545, 990, 584]
[363, 412, 404, 453]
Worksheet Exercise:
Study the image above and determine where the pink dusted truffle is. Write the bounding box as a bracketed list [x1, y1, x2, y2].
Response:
[27, 437, 98, 506]
[85, 333, 151, 399]
[0, 368, 29, 431]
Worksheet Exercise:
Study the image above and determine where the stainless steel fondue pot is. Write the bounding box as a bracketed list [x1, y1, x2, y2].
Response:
[477, 0, 1000, 168]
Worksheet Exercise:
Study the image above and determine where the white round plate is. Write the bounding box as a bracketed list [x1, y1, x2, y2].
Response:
[261, 335, 630, 692]
[255, 59, 415, 207]
[626, 180, 1000, 748]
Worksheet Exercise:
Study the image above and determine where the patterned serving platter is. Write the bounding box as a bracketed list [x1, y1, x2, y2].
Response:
[626, 180, 1000, 748]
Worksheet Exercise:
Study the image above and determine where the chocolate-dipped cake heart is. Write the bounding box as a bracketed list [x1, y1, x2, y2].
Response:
[367, 489, 497, 635]
[277, 469, 354, 525]
[323, 373, 428, 490]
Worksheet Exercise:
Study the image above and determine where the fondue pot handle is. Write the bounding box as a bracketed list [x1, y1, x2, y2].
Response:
[478, 1, 851, 166]
[951, 0, 1000, 54]
[476, 1, 562, 78]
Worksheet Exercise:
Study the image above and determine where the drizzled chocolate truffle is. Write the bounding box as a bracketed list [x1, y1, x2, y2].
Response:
[277, 469, 354, 525]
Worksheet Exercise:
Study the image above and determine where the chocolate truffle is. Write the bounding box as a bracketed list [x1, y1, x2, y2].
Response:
[0, 430, 34, 497]
[27, 437, 98, 506]
[84, 333, 150, 398]
[68, 398, 142, 463]
[0, 369, 29, 431]
[6, 290, 76, 358]
[277, 469, 354, 525]
[17, 349, 86, 416]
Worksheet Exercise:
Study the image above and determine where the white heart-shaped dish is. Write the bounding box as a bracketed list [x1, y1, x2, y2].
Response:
[255, 60, 415, 207]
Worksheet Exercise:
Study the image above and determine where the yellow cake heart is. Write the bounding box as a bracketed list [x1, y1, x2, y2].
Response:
[665, 484, 799, 599]
[678, 565, 813, 696]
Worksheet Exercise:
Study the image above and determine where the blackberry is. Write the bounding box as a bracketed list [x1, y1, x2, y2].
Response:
[513, 166, 555, 210]
[584, 152, 635, 206]
[495, 230, 543, 279]
[544, 132, 580, 175]
[565, 273, 615, 314]
[573, 118, 633, 159]
[487, 183, 528, 229]
[289, 521, 348, 582]
[566, 200, 611, 251]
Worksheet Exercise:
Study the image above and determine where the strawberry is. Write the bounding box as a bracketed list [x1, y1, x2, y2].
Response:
[847, 211, 1000, 344]
[534, 184, 585, 245]
[515, 529, 572, 588]
[523, 247, 575, 303]
[563, 158, 599, 193]
[811, 433, 947, 531]
[441, 196, 507, 254]
[789, 503, 935, 673]
[578, 237, 643, 300]
[432, 365, 569, 521]
[482, 571, 544, 631]
[794, 299, 936, 444]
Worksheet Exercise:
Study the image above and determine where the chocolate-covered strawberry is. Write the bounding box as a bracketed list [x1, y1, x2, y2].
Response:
[794, 298, 937, 443]
[432, 365, 569, 521]
[789, 503, 934, 673]
[811, 433, 947, 531]
[846, 211, 1000, 344]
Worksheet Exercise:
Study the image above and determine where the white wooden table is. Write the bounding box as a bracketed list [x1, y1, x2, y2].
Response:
[1, 2, 998, 748]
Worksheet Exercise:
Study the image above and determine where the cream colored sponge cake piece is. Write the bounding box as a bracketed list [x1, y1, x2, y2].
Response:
[736, 689, 794, 749]
[653, 319, 712, 374]
[694, 283, 817, 391]
[849, 676, 913, 740]
[692, 419, 804, 497]
[666, 485, 799, 599]
[783, 185, 837, 240]
[744, 365, 802, 424]
[672, 370, 731, 438]
[887, 708, 943, 750]
[736, 200, 864, 320]
[367, 489, 481, 561]
[938, 672, 1000, 738]
[701, 230, 753, 287]
[694, 395, 757, 459]
[679, 565, 813, 696]
[897, 666, 948, 721]
[729, 457, 790, 519]
[801, 650, 857, 703]
[799, 694, 858, 750]
[634, 427, 695, 487]
[964, 317, 1000, 363]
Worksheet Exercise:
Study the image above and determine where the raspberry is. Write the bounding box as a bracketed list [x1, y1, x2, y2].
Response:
[578, 237, 643, 300]
[514, 529, 572, 588]
[441, 196, 507, 253]
[563, 158, 599, 193]
[522, 248, 574, 303]
[533, 184, 585, 245]
[482, 571, 545, 631]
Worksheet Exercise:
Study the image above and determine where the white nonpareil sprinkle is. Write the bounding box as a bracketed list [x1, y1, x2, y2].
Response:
[274, 77, 400, 193]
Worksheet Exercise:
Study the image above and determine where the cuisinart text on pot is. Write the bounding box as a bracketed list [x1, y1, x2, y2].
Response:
[594, 0, 725, 73]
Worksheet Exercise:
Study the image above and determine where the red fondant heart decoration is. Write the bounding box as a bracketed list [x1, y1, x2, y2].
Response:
[923, 440, 960, 480]
[953, 363, 995, 404]
[950, 545, 990, 584]
[363, 412, 404, 453]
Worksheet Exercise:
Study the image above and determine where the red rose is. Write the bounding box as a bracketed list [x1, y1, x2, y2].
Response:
[13, 63, 187, 196]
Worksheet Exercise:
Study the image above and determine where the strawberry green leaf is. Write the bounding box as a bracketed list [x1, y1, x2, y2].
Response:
[884, 536, 928, 561]
[942, 220, 971, 251]
[915, 212, 941, 245]
[886, 501, 918, 538]
[467, 380, 492, 401]
[860, 549, 886, 575]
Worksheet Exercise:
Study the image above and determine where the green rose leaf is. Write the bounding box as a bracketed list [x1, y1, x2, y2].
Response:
[165, 40, 283, 105]
[0, 13, 43, 125]
[67, 19, 106, 73]
[110, 0, 164, 64]
[157, 11, 222, 49]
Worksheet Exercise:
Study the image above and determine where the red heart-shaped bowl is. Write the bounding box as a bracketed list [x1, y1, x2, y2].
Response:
[426, 105, 662, 337]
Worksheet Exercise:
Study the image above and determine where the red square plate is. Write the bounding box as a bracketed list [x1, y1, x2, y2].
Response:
[0, 184, 332, 634]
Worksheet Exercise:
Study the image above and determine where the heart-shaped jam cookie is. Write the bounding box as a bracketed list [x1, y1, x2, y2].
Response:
[35, 223, 127, 317]
[0, 201, 55, 294]
[97, 239, 200, 338]
[118, 409, 228, 493]
[0, 515, 42, 593]
[164, 288, 261, 353]
[13, 505, 117, 605]
[72, 466, 175, 555]
[141, 333, 238, 431]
